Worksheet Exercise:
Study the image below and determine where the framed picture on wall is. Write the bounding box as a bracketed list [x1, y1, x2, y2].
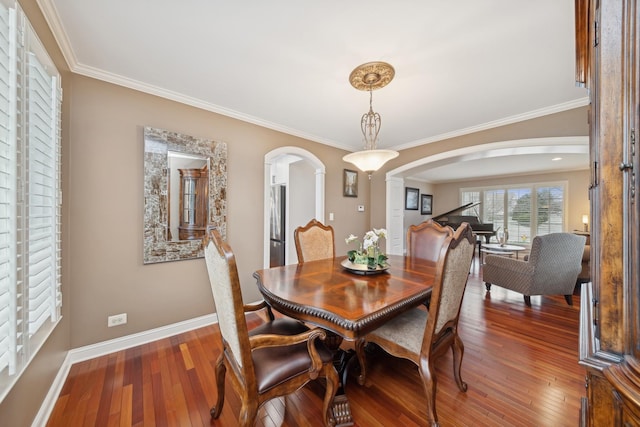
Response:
[421, 194, 433, 215]
[343, 169, 358, 197]
[405, 187, 419, 210]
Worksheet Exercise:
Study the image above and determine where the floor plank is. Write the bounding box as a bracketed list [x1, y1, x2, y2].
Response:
[47, 258, 584, 426]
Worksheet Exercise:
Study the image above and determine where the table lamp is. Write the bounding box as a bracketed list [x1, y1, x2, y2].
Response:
[582, 214, 589, 232]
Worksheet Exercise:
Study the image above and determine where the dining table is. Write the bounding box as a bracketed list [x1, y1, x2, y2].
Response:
[253, 254, 438, 426]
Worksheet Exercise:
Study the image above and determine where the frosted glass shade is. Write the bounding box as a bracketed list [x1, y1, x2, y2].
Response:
[343, 149, 399, 173]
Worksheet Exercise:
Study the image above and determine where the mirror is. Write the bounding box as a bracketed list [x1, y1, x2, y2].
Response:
[143, 127, 227, 264]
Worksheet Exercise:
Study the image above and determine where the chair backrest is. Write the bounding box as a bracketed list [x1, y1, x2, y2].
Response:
[294, 219, 335, 263]
[526, 232, 587, 293]
[203, 228, 253, 374]
[424, 222, 475, 344]
[407, 220, 454, 263]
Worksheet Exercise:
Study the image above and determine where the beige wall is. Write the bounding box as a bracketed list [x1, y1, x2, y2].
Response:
[2, 1, 590, 426]
[67, 75, 373, 349]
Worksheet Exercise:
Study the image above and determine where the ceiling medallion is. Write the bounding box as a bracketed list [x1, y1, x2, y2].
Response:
[349, 61, 395, 91]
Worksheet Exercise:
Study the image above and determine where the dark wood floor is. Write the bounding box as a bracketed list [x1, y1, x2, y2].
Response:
[47, 257, 584, 426]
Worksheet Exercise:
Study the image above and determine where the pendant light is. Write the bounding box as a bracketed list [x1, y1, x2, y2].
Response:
[343, 61, 399, 174]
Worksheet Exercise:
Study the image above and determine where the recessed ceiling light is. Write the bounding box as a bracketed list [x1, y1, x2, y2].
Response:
[552, 157, 563, 161]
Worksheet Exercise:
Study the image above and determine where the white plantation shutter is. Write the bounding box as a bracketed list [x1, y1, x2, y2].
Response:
[26, 52, 60, 335]
[0, 0, 15, 377]
[0, 0, 61, 402]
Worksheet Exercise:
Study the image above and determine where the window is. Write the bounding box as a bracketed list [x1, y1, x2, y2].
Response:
[461, 182, 567, 244]
[0, 0, 62, 402]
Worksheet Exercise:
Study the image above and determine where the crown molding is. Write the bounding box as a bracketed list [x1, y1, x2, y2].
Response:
[392, 97, 591, 151]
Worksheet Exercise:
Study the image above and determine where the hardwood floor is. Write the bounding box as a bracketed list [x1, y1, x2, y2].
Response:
[46, 258, 584, 426]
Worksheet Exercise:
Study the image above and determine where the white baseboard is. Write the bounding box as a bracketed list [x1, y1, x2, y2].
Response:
[32, 313, 218, 427]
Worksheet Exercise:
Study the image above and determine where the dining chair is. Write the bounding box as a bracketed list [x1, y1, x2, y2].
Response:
[407, 219, 454, 262]
[294, 218, 335, 263]
[355, 222, 475, 427]
[203, 228, 339, 426]
[293, 219, 345, 351]
[407, 219, 455, 308]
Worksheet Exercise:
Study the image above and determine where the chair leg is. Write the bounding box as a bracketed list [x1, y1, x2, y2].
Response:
[322, 365, 340, 427]
[210, 354, 227, 419]
[484, 282, 491, 291]
[524, 295, 532, 307]
[355, 338, 367, 386]
[451, 334, 468, 393]
[564, 294, 573, 305]
[418, 359, 439, 427]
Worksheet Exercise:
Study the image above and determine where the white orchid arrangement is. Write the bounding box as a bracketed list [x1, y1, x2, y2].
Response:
[345, 228, 388, 269]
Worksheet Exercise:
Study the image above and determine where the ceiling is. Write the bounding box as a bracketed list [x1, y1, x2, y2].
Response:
[39, 0, 589, 182]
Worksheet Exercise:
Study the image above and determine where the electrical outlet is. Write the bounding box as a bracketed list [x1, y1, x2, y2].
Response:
[357, 205, 365, 212]
[107, 313, 127, 327]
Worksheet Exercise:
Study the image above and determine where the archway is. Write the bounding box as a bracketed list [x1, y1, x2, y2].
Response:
[263, 147, 326, 267]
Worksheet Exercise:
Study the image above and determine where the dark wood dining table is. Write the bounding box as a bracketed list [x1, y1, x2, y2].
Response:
[253, 254, 437, 426]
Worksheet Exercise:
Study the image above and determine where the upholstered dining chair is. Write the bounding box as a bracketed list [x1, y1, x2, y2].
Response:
[203, 228, 339, 426]
[407, 219, 454, 262]
[483, 232, 586, 307]
[294, 218, 335, 263]
[355, 222, 475, 427]
[407, 219, 455, 308]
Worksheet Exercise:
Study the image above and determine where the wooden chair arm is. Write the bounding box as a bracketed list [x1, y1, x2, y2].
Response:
[249, 328, 327, 378]
[243, 300, 275, 321]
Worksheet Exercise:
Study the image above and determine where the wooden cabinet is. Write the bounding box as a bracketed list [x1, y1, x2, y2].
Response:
[178, 167, 209, 240]
[578, 0, 640, 425]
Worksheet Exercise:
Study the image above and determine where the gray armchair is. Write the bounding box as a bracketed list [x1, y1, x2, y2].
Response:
[483, 232, 586, 307]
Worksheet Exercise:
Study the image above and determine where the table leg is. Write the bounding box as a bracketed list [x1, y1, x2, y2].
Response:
[325, 333, 355, 427]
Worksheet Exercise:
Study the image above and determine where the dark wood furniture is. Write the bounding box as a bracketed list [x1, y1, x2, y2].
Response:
[293, 218, 335, 263]
[577, 0, 640, 425]
[254, 254, 437, 425]
[203, 229, 339, 426]
[406, 219, 453, 263]
[178, 167, 208, 240]
[355, 223, 475, 427]
[432, 201, 495, 243]
[254, 255, 437, 340]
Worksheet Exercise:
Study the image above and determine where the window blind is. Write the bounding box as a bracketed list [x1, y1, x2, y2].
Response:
[27, 51, 59, 335]
[0, 0, 61, 402]
[0, 0, 14, 377]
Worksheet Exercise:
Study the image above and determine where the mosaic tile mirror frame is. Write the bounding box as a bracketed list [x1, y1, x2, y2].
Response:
[143, 127, 227, 264]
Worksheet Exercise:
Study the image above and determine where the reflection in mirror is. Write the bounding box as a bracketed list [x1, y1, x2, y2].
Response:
[168, 151, 209, 241]
[143, 127, 227, 264]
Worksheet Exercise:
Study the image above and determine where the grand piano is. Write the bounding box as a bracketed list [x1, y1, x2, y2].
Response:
[432, 202, 496, 243]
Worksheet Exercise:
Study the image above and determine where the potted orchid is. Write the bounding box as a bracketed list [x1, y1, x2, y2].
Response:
[345, 228, 389, 270]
